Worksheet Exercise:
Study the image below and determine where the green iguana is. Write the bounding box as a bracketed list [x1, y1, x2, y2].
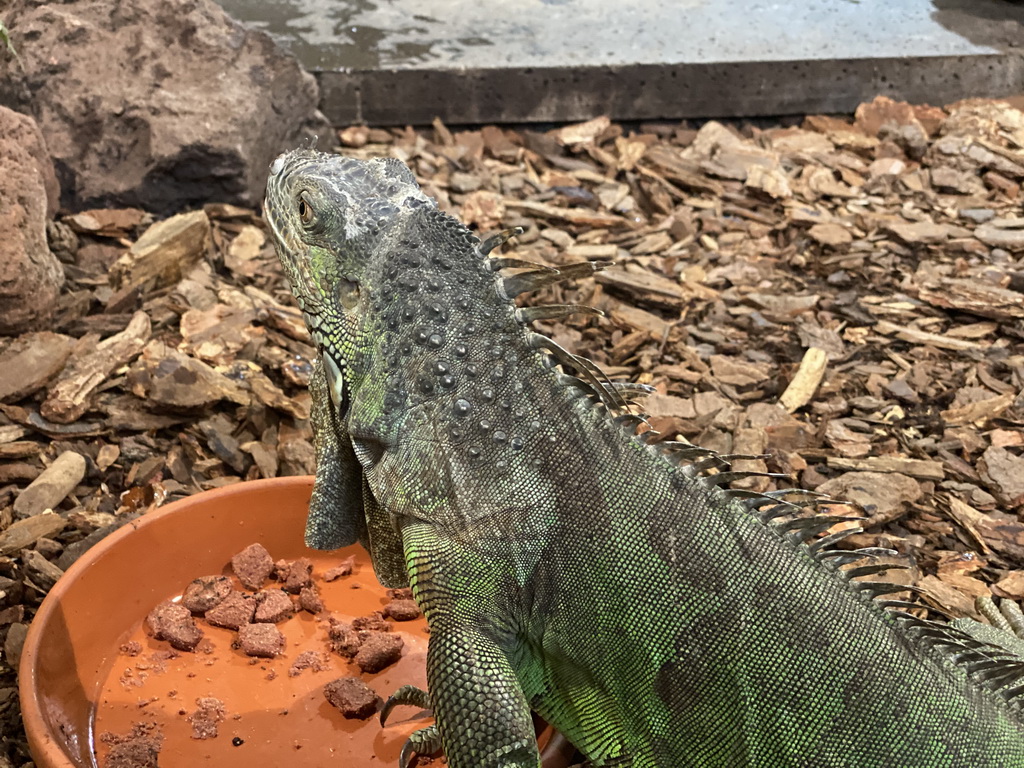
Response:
[264, 148, 1024, 768]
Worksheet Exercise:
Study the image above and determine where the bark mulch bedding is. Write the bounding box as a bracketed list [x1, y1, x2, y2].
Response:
[1, 94, 1024, 765]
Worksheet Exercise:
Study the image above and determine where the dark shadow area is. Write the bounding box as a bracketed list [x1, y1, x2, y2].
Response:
[933, 0, 1024, 51]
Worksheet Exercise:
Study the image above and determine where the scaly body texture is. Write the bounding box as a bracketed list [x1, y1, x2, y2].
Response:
[264, 149, 1024, 768]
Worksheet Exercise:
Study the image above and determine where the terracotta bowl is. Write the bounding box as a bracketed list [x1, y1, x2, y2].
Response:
[18, 477, 436, 768]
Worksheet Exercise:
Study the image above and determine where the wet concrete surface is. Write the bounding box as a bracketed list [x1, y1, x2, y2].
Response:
[217, 0, 1024, 124]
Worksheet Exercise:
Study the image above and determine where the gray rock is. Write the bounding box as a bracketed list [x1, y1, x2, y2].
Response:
[0, 0, 331, 215]
[976, 219, 1024, 251]
[0, 106, 64, 334]
[959, 208, 996, 224]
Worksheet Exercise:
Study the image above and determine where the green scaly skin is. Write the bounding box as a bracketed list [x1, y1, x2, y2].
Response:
[265, 149, 1024, 768]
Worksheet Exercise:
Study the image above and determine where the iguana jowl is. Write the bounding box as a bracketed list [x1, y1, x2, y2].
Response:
[265, 149, 1024, 767]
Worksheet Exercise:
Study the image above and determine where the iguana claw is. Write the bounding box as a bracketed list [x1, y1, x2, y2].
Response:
[380, 684, 432, 726]
[399, 739, 414, 768]
[479, 226, 524, 256]
[399, 724, 441, 768]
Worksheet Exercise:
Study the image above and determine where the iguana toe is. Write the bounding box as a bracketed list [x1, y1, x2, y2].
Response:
[953, 597, 1024, 659]
[995, 597, 1024, 638]
[399, 724, 441, 768]
[380, 684, 432, 726]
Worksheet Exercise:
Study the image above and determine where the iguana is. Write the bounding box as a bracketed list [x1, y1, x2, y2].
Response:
[264, 148, 1024, 768]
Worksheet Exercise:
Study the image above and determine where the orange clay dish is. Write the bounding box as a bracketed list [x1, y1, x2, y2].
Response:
[19, 478, 434, 768]
[20, 477, 573, 768]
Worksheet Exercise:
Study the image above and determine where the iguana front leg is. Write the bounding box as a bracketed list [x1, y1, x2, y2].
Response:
[401, 520, 540, 768]
[427, 622, 538, 767]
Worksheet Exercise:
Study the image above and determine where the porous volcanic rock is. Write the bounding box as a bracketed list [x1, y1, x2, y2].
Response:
[0, 106, 64, 334]
[0, 0, 331, 215]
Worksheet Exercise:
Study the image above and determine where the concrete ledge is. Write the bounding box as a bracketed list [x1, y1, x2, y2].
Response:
[319, 54, 1024, 125]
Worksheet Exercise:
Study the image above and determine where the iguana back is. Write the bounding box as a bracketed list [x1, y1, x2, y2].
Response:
[264, 149, 1024, 768]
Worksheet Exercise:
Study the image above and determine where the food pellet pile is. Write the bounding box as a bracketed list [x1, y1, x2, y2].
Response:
[98, 543, 423, 768]
[144, 543, 419, 678]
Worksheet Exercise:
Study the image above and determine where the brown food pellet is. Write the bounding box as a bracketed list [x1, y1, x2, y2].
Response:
[150, 649, 179, 665]
[181, 576, 233, 614]
[282, 557, 314, 593]
[238, 622, 285, 658]
[387, 588, 414, 601]
[323, 556, 356, 581]
[289, 650, 330, 677]
[323, 676, 380, 719]
[383, 599, 421, 621]
[354, 631, 404, 673]
[298, 584, 324, 614]
[145, 601, 203, 652]
[187, 696, 226, 740]
[231, 543, 274, 590]
[120, 641, 143, 657]
[205, 591, 256, 630]
[100, 722, 163, 768]
[352, 612, 391, 632]
[254, 589, 295, 623]
[327, 619, 361, 658]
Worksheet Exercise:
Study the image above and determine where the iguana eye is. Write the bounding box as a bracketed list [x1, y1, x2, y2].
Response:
[298, 195, 315, 226]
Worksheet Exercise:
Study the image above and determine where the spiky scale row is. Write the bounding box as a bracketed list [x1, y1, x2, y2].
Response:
[500, 259, 612, 301]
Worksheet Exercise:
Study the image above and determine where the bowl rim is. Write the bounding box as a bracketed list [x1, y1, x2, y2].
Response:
[18, 475, 314, 768]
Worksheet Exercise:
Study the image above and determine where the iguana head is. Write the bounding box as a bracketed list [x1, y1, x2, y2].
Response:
[264, 148, 436, 409]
